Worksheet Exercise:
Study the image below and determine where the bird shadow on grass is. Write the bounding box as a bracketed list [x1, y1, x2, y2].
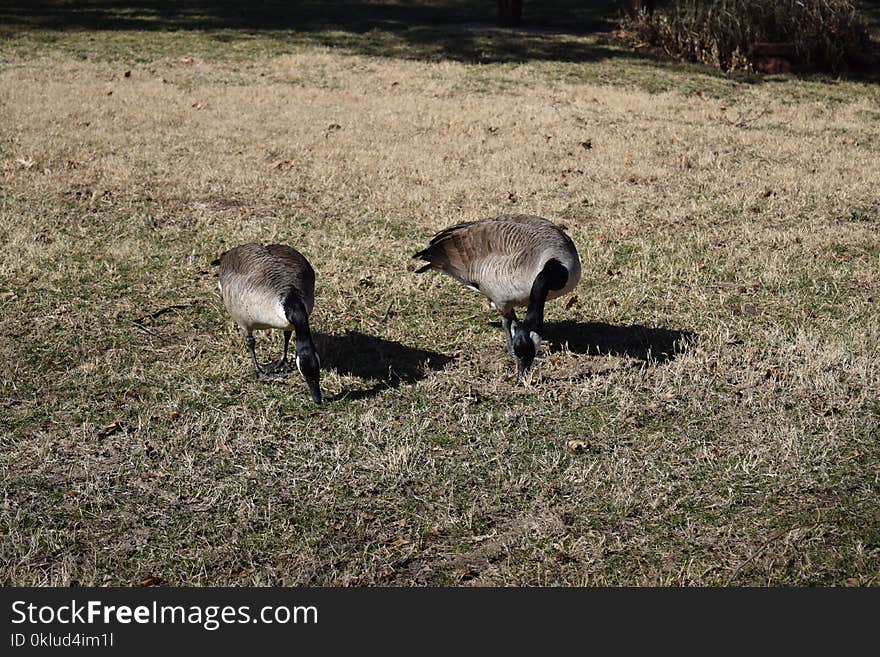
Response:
[541, 321, 696, 363]
[316, 330, 453, 401]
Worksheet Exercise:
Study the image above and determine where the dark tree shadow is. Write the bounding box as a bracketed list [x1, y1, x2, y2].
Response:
[3, 2, 877, 77]
[0, 0, 622, 32]
[541, 320, 695, 363]
[316, 330, 452, 400]
[0, 1, 656, 65]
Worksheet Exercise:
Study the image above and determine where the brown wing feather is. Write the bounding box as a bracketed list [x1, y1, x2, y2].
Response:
[218, 243, 315, 309]
[413, 215, 553, 283]
[413, 221, 478, 283]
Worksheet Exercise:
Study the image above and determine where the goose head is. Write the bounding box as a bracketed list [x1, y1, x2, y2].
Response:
[295, 345, 322, 404]
[510, 320, 542, 385]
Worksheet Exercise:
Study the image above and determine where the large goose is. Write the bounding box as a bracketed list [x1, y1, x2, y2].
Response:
[414, 214, 581, 383]
[215, 243, 322, 403]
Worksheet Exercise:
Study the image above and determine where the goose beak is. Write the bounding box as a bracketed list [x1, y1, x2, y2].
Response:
[516, 357, 530, 385]
[307, 377, 322, 404]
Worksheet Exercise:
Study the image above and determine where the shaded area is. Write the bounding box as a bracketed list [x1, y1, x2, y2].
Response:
[0, 1, 645, 64]
[316, 330, 452, 400]
[543, 320, 694, 363]
[0, 0, 621, 32]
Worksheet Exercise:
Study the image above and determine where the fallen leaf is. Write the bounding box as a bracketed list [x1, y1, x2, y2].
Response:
[427, 524, 441, 536]
[454, 566, 479, 580]
[270, 159, 295, 169]
[169, 409, 180, 420]
[180, 57, 193, 64]
[566, 439, 591, 453]
[553, 550, 574, 563]
[565, 295, 579, 309]
[139, 576, 163, 587]
[361, 512, 376, 521]
[96, 421, 123, 438]
[389, 538, 411, 548]
[844, 577, 860, 587]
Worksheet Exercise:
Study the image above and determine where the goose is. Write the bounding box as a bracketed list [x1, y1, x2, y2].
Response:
[413, 214, 581, 383]
[215, 243, 322, 403]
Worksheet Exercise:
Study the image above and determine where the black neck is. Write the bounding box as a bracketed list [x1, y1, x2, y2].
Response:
[524, 259, 568, 330]
[283, 292, 313, 346]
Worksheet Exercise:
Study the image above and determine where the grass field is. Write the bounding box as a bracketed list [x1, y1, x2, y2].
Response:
[1, 1, 879, 586]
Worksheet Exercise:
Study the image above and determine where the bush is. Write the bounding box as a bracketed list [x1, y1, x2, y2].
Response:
[618, 0, 875, 73]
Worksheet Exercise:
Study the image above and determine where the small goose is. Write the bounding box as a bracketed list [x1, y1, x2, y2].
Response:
[413, 214, 581, 383]
[215, 243, 322, 403]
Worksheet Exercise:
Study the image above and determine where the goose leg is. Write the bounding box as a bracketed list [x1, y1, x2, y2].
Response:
[501, 311, 517, 357]
[246, 331, 285, 381]
[264, 330, 294, 374]
[246, 331, 263, 378]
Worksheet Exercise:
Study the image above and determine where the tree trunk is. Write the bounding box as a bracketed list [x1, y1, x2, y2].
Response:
[498, 0, 523, 27]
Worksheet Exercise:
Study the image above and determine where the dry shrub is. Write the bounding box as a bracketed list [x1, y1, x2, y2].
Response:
[619, 0, 875, 73]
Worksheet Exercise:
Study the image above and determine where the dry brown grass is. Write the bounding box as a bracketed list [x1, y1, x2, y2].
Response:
[1, 26, 879, 586]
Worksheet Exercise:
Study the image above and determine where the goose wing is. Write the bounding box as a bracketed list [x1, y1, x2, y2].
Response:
[217, 243, 315, 312]
[413, 216, 549, 286]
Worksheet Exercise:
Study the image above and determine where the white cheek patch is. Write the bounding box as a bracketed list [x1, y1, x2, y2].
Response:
[530, 331, 542, 352]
